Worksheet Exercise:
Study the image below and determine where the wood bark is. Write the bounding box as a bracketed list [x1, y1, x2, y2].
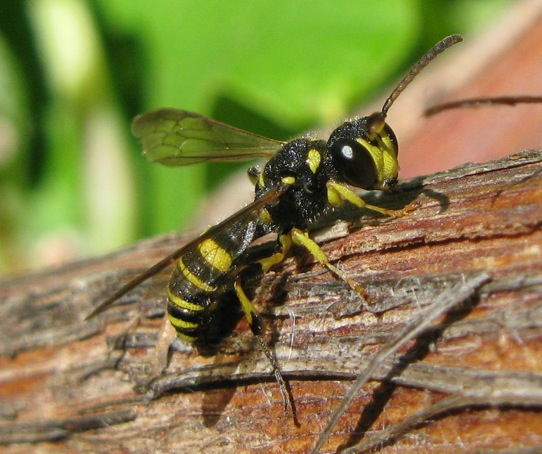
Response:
[3, 5, 542, 452]
[1, 149, 541, 453]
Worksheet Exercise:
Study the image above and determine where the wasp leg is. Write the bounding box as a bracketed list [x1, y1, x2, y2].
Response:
[257, 234, 292, 273]
[234, 278, 265, 336]
[233, 278, 293, 417]
[327, 180, 409, 217]
[290, 227, 368, 299]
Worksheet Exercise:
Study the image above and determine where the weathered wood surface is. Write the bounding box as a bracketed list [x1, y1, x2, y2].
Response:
[1, 149, 541, 453]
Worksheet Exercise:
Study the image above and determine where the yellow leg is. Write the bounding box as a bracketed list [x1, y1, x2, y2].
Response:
[257, 234, 292, 273]
[234, 278, 264, 335]
[290, 228, 368, 299]
[326, 180, 410, 217]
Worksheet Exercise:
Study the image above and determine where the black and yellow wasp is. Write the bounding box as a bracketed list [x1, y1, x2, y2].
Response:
[87, 35, 464, 407]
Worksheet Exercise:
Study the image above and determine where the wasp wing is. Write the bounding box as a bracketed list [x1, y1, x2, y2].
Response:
[85, 185, 287, 320]
[131, 109, 284, 166]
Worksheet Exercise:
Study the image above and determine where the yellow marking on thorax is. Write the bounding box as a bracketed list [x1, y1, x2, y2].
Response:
[178, 259, 214, 292]
[307, 149, 321, 173]
[198, 238, 232, 273]
[281, 176, 296, 185]
[258, 172, 265, 188]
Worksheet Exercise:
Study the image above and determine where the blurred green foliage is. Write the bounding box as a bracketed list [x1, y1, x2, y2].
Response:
[0, 0, 509, 273]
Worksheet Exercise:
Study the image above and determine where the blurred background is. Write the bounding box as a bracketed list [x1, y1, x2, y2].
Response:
[0, 0, 537, 275]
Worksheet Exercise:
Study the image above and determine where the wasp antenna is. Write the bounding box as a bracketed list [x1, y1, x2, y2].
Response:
[381, 34, 463, 117]
[425, 95, 542, 116]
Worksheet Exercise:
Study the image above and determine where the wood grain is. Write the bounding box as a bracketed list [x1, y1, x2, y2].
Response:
[1, 149, 541, 453]
[3, 5, 542, 452]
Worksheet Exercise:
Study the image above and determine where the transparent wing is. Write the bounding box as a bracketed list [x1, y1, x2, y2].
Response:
[85, 185, 288, 320]
[131, 109, 285, 166]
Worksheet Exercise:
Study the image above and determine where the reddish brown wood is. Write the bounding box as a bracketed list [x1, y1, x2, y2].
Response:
[1, 149, 541, 453]
[398, 6, 542, 178]
[2, 6, 542, 451]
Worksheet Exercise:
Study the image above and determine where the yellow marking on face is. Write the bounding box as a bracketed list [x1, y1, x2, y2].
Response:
[356, 133, 399, 185]
[178, 259, 214, 292]
[380, 134, 399, 180]
[198, 238, 232, 273]
[167, 288, 205, 311]
[307, 149, 321, 174]
[356, 137, 383, 170]
[380, 133, 395, 156]
[281, 176, 296, 185]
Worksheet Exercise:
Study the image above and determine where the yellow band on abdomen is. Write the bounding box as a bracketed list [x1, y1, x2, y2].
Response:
[178, 259, 214, 292]
[197, 238, 233, 273]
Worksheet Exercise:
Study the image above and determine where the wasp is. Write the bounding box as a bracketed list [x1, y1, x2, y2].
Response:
[87, 35, 465, 411]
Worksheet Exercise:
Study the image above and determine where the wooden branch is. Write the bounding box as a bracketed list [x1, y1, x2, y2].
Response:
[1, 149, 541, 452]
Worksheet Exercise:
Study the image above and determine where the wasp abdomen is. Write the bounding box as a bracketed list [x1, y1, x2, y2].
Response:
[165, 224, 257, 343]
[166, 239, 227, 342]
[166, 258, 216, 343]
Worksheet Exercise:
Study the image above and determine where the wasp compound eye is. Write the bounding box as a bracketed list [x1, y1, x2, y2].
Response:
[330, 138, 378, 189]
